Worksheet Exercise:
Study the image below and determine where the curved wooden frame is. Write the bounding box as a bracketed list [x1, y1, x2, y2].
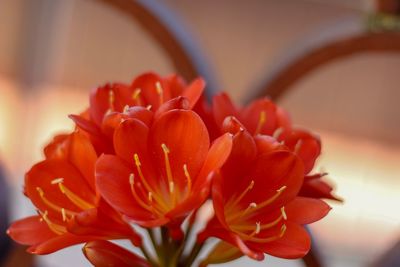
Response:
[248, 31, 400, 102]
[98, 0, 218, 97]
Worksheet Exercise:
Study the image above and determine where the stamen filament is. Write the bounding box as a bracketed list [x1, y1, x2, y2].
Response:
[231, 214, 283, 231]
[234, 223, 287, 243]
[132, 88, 142, 105]
[255, 111, 267, 135]
[109, 90, 115, 110]
[36, 187, 77, 217]
[161, 144, 175, 194]
[55, 181, 95, 210]
[39, 210, 66, 235]
[155, 82, 164, 104]
[228, 180, 254, 209]
[133, 154, 169, 211]
[183, 164, 192, 196]
[273, 127, 284, 139]
[294, 140, 303, 153]
[129, 173, 153, 212]
[281, 206, 287, 220]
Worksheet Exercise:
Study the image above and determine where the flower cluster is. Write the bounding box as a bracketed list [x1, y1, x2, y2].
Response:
[8, 72, 338, 266]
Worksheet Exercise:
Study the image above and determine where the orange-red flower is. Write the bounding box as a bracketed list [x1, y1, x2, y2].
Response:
[96, 109, 232, 228]
[69, 72, 205, 154]
[198, 127, 331, 261]
[7, 131, 140, 254]
[209, 92, 340, 201]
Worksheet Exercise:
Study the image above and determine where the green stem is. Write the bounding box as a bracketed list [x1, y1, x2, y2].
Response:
[161, 227, 170, 266]
[147, 229, 165, 267]
[140, 245, 158, 267]
[184, 242, 204, 267]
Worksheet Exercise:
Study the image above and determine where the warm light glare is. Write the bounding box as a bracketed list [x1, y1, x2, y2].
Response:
[311, 130, 400, 265]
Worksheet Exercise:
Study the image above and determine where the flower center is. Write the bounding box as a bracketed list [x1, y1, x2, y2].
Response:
[224, 180, 288, 242]
[129, 145, 193, 216]
[35, 178, 96, 229]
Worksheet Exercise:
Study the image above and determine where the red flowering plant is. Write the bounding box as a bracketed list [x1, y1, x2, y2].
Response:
[8, 72, 339, 266]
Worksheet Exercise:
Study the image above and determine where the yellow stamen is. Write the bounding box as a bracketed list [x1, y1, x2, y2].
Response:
[132, 88, 142, 105]
[234, 223, 287, 243]
[229, 180, 254, 209]
[161, 144, 174, 194]
[294, 140, 303, 153]
[281, 206, 287, 220]
[54, 180, 95, 210]
[39, 210, 66, 235]
[129, 173, 153, 212]
[232, 214, 283, 231]
[108, 90, 115, 110]
[61, 208, 67, 222]
[183, 164, 192, 195]
[228, 186, 287, 222]
[123, 105, 130, 114]
[148, 192, 153, 202]
[250, 186, 287, 213]
[36, 187, 77, 217]
[51, 178, 64, 184]
[254, 111, 266, 135]
[273, 127, 284, 139]
[155, 81, 164, 104]
[133, 154, 169, 211]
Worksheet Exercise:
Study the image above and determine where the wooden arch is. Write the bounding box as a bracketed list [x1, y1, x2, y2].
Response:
[248, 31, 400, 102]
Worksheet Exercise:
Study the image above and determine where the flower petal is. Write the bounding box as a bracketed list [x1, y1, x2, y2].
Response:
[7, 216, 56, 246]
[256, 222, 311, 259]
[149, 109, 210, 191]
[182, 78, 205, 109]
[285, 197, 331, 224]
[212, 93, 238, 130]
[68, 131, 98, 191]
[113, 119, 149, 164]
[95, 155, 155, 222]
[83, 240, 150, 267]
[25, 159, 96, 220]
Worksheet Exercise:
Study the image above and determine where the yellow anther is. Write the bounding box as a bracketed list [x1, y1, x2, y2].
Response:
[123, 105, 130, 114]
[155, 81, 164, 104]
[183, 164, 192, 194]
[132, 88, 142, 105]
[51, 178, 64, 185]
[148, 192, 153, 202]
[108, 90, 115, 110]
[61, 208, 67, 222]
[273, 127, 284, 139]
[255, 111, 267, 135]
[129, 173, 135, 185]
[294, 140, 303, 153]
[281, 206, 287, 220]
[134, 154, 142, 167]
[161, 144, 174, 195]
[255, 222, 261, 234]
[277, 185, 287, 193]
[36, 187, 44, 197]
[37, 187, 77, 217]
[161, 143, 170, 153]
[132, 88, 141, 99]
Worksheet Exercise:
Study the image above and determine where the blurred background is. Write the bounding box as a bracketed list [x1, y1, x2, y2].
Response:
[0, 0, 400, 266]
